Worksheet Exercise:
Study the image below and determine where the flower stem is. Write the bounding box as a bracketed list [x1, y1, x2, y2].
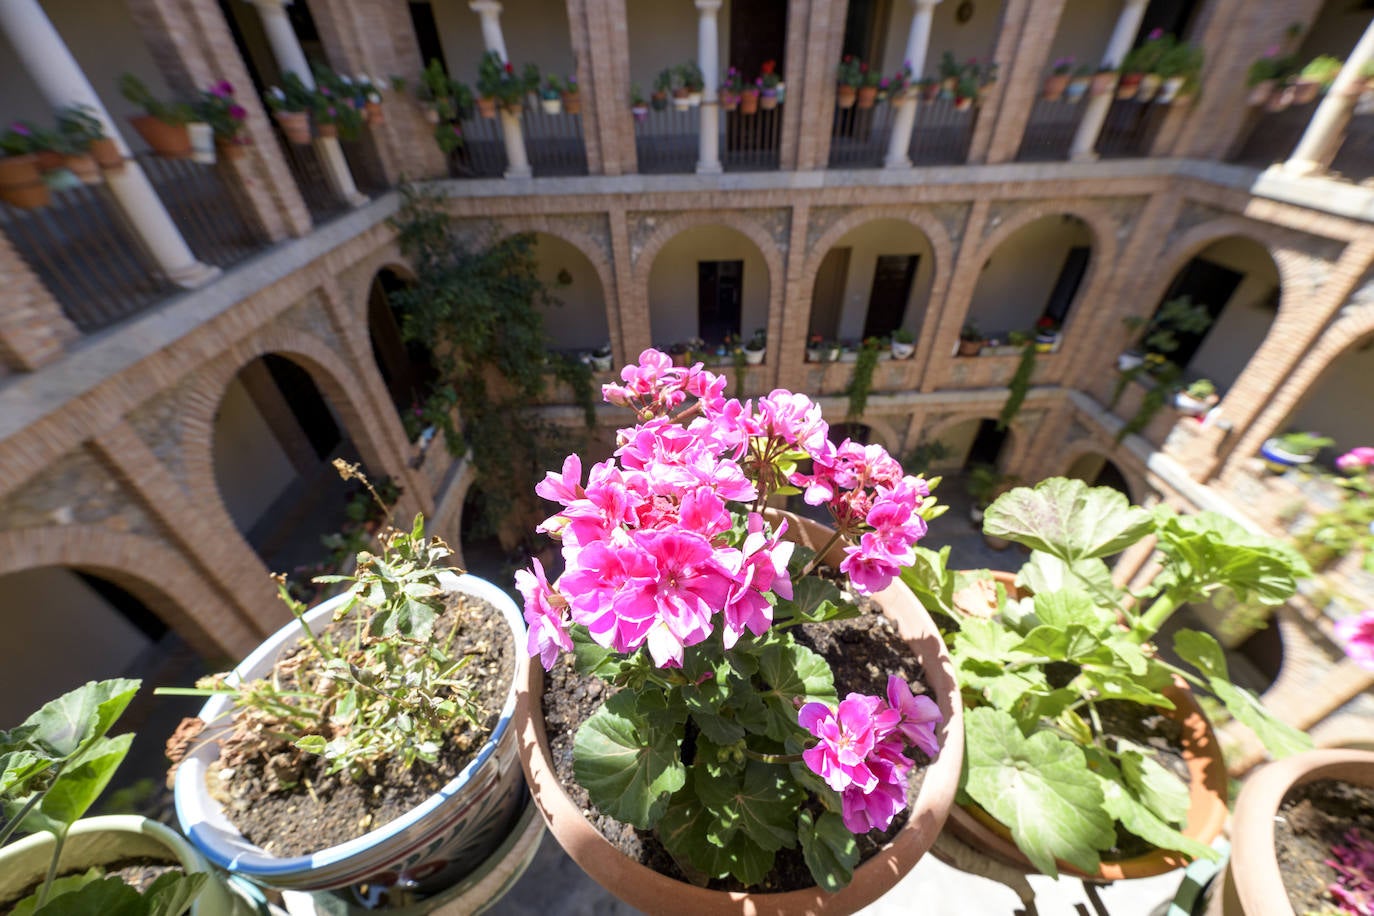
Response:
[800, 530, 846, 578]
[744, 749, 805, 765]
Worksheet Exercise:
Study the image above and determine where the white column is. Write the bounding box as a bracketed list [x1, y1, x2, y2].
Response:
[695, 0, 723, 175]
[469, 1, 509, 63]
[1068, 0, 1149, 162]
[469, 1, 531, 179]
[246, 0, 367, 206]
[1284, 20, 1374, 176]
[0, 0, 218, 288]
[884, 0, 942, 169]
[248, 0, 314, 88]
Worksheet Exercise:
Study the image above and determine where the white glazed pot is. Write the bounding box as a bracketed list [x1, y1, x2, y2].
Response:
[175, 572, 529, 898]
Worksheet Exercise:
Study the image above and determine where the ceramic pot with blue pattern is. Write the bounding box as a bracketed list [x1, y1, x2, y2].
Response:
[174, 571, 528, 900]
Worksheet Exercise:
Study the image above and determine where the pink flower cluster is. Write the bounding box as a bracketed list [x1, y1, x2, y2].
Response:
[516, 349, 930, 670]
[799, 676, 942, 833]
[1337, 447, 1374, 475]
[1335, 610, 1374, 672]
[1328, 827, 1374, 915]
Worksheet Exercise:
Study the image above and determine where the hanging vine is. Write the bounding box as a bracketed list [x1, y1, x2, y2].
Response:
[997, 340, 1037, 431]
[846, 338, 882, 419]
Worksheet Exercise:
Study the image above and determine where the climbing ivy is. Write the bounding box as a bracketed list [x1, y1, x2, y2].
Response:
[846, 338, 882, 419]
[997, 340, 1037, 431]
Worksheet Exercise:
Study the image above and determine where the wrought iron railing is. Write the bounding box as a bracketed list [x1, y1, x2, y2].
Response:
[827, 103, 895, 169]
[1096, 98, 1167, 158]
[910, 98, 978, 165]
[275, 130, 351, 221]
[1330, 111, 1374, 184]
[1, 153, 269, 333]
[634, 105, 698, 174]
[722, 104, 783, 172]
[1016, 98, 1090, 161]
[340, 136, 392, 195]
[448, 113, 506, 178]
[1230, 100, 1316, 170]
[522, 104, 589, 176]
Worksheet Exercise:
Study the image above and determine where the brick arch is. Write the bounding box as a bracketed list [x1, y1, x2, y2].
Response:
[179, 327, 409, 573]
[0, 525, 261, 659]
[1233, 303, 1374, 463]
[492, 220, 620, 359]
[923, 414, 1017, 470]
[797, 208, 955, 308]
[970, 201, 1119, 337]
[1138, 218, 1289, 322]
[1058, 445, 1142, 505]
[343, 241, 415, 326]
[632, 212, 785, 377]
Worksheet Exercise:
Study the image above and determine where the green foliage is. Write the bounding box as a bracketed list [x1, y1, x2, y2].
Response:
[118, 74, 193, 125]
[310, 65, 366, 139]
[998, 340, 1037, 431]
[1275, 431, 1334, 457]
[550, 352, 597, 429]
[934, 477, 1313, 876]
[265, 72, 314, 114]
[55, 107, 106, 150]
[389, 186, 570, 544]
[845, 337, 882, 419]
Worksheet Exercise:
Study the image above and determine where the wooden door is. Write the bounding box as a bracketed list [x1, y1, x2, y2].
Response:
[729, 0, 789, 78]
[810, 248, 851, 340]
[862, 254, 918, 339]
[698, 260, 745, 344]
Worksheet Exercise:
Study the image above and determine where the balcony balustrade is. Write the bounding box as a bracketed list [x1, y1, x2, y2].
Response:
[722, 105, 782, 172]
[521, 105, 589, 176]
[275, 130, 353, 221]
[1234, 98, 1374, 184]
[447, 112, 507, 179]
[634, 106, 698, 175]
[827, 103, 896, 169]
[1096, 98, 1168, 159]
[909, 97, 979, 165]
[1017, 97, 1091, 162]
[0, 153, 269, 333]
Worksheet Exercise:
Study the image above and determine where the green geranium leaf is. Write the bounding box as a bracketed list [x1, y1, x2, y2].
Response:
[1020, 553, 1117, 607]
[786, 545, 817, 578]
[963, 707, 1115, 877]
[571, 627, 633, 680]
[9, 868, 105, 916]
[798, 810, 858, 893]
[954, 618, 1026, 663]
[775, 575, 842, 623]
[757, 636, 835, 743]
[1156, 512, 1307, 605]
[0, 750, 52, 798]
[1014, 624, 1099, 663]
[1079, 670, 1174, 709]
[985, 478, 1154, 562]
[697, 760, 803, 853]
[573, 691, 686, 829]
[1117, 740, 1190, 826]
[900, 546, 957, 618]
[658, 775, 775, 885]
[1032, 589, 1115, 636]
[18, 679, 140, 760]
[1173, 630, 1311, 759]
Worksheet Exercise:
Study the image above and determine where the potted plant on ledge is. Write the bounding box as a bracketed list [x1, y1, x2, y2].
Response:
[265, 73, 315, 143]
[514, 349, 963, 914]
[836, 56, 862, 108]
[1261, 431, 1334, 474]
[891, 327, 916, 360]
[904, 477, 1312, 882]
[958, 321, 984, 357]
[1174, 378, 1219, 417]
[170, 463, 534, 909]
[744, 326, 767, 365]
[120, 73, 197, 158]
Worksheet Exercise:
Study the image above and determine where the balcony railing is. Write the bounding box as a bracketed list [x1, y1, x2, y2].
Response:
[1096, 98, 1167, 159]
[1330, 111, 1374, 184]
[828, 103, 896, 169]
[910, 97, 978, 165]
[635, 106, 698, 174]
[1228, 99, 1374, 183]
[1016, 97, 1090, 161]
[275, 131, 351, 221]
[448, 113, 506, 179]
[522, 106, 589, 176]
[723, 105, 782, 172]
[1, 154, 270, 333]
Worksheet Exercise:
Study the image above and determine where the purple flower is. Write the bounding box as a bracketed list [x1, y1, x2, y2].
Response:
[515, 558, 573, 670]
[799, 694, 895, 792]
[1148, 27, 1164, 40]
[212, 80, 234, 98]
[1335, 611, 1374, 671]
[886, 675, 942, 757]
[11, 122, 30, 136]
[228, 104, 247, 121]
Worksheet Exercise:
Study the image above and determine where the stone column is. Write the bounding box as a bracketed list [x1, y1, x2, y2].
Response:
[469, 0, 532, 178]
[884, 0, 943, 169]
[695, 0, 723, 174]
[0, 0, 219, 288]
[246, 0, 367, 207]
[469, 0, 510, 63]
[1068, 0, 1149, 161]
[1284, 19, 1374, 176]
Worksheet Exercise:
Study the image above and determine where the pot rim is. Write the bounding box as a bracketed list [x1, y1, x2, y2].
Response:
[174, 571, 528, 883]
[1226, 748, 1374, 916]
[514, 510, 965, 915]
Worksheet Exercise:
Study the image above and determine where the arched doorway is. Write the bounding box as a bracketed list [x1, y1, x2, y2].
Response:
[0, 568, 164, 727]
[368, 268, 438, 432]
[808, 219, 935, 344]
[1145, 236, 1280, 392]
[530, 232, 611, 354]
[648, 226, 770, 355]
[965, 215, 1092, 345]
[213, 354, 368, 577]
[1065, 452, 1133, 502]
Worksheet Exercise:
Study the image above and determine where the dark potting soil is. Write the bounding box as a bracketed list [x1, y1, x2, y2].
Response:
[540, 591, 935, 894]
[1096, 698, 1190, 861]
[208, 590, 515, 857]
[3, 858, 179, 912]
[1274, 778, 1374, 914]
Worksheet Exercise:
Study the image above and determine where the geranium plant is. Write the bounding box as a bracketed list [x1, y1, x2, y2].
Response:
[1297, 448, 1374, 572]
[902, 477, 1313, 877]
[515, 349, 946, 891]
[194, 80, 249, 147]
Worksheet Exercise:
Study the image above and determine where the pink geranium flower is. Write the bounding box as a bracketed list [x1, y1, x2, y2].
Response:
[514, 558, 572, 670]
[1335, 611, 1374, 671]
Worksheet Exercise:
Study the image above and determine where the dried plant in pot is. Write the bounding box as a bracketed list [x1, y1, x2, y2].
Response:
[169, 464, 531, 907]
[512, 349, 963, 914]
[902, 478, 1314, 882]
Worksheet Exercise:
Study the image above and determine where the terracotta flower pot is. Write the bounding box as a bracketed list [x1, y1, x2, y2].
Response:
[760, 88, 779, 110]
[1090, 71, 1119, 97]
[514, 511, 965, 916]
[365, 101, 384, 126]
[957, 339, 983, 357]
[1292, 79, 1321, 105]
[946, 679, 1229, 882]
[562, 92, 581, 115]
[1205, 749, 1374, 916]
[1117, 72, 1144, 99]
[1042, 73, 1071, 101]
[215, 139, 248, 162]
[34, 149, 64, 172]
[63, 152, 101, 185]
[857, 85, 878, 109]
[88, 137, 125, 173]
[316, 122, 339, 140]
[477, 95, 498, 118]
[837, 85, 858, 109]
[274, 110, 312, 144]
[739, 90, 760, 114]
[0, 154, 50, 210]
[129, 114, 192, 158]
